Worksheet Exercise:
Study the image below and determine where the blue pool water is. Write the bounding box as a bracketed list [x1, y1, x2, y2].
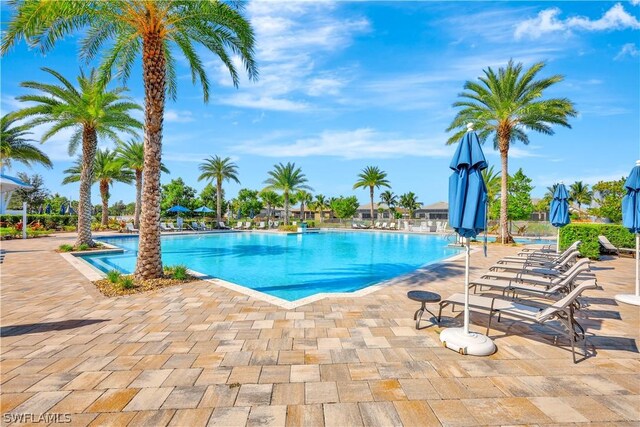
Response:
[81, 231, 462, 301]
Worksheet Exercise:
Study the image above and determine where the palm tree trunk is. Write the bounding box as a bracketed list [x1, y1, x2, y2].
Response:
[369, 186, 374, 225]
[135, 31, 166, 280]
[134, 170, 142, 230]
[301, 201, 305, 222]
[100, 180, 109, 227]
[216, 179, 222, 225]
[284, 192, 289, 225]
[499, 146, 514, 244]
[75, 127, 97, 247]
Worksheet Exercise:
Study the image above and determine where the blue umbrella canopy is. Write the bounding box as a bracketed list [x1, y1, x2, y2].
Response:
[59, 203, 66, 215]
[549, 183, 570, 228]
[448, 129, 488, 238]
[622, 161, 640, 234]
[249, 208, 255, 219]
[166, 205, 191, 213]
[45, 204, 51, 214]
[193, 206, 214, 213]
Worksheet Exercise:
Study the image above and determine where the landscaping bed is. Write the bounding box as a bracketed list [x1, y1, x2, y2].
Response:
[94, 265, 200, 297]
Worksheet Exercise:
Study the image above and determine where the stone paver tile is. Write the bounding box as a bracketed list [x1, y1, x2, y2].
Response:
[348, 364, 380, 381]
[259, 365, 290, 384]
[162, 368, 203, 387]
[398, 378, 440, 400]
[123, 387, 173, 411]
[578, 374, 635, 395]
[49, 390, 104, 414]
[133, 354, 172, 369]
[221, 351, 252, 367]
[192, 353, 225, 369]
[26, 372, 78, 392]
[128, 409, 176, 427]
[363, 336, 390, 349]
[53, 412, 98, 426]
[461, 398, 520, 425]
[489, 376, 538, 397]
[11, 391, 70, 415]
[290, 364, 320, 382]
[305, 381, 338, 404]
[235, 383, 273, 406]
[598, 395, 640, 421]
[368, 379, 407, 401]
[336, 381, 373, 403]
[162, 386, 207, 409]
[104, 356, 142, 371]
[304, 350, 332, 365]
[285, 404, 324, 427]
[428, 399, 478, 427]
[169, 408, 213, 426]
[529, 396, 589, 423]
[247, 405, 286, 427]
[429, 378, 472, 400]
[2, 373, 48, 393]
[393, 400, 441, 427]
[162, 353, 198, 369]
[277, 351, 304, 365]
[324, 402, 364, 427]
[208, 406, 250, 427]
[358, 401, 403, 427]
[561, 395, 627, 422]
[317, 338, 342, 350]
[129, 369, 173, 388]
[85, 388, 140, 412]
[228, 366, 262, 384]
[195, 368, 232, 386]
[0, 392, 34, 413]
[272, 383, 305, 406]
[95, 370, 141, 390]
[458, 377, 506, 398]
[319, 364, 350, 382]
[498, 396, 553, 424]
[72, 356, 116, 372]
[88, 412, 136, 426]
[63, 371, 111, 391]
[199, 384, 240, 408]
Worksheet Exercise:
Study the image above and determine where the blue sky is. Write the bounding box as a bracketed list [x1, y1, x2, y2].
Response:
[2, 1, 639, 206]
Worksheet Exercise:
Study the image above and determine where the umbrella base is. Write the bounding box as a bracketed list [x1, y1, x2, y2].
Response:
[615, 294, 640, 306]
[440, 328, 496, 356]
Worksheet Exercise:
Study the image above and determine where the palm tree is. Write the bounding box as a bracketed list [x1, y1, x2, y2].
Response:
[63, 149, 134, 227]
[264, 162, 312, 225]
[3, 1, 258, 279]
[569, 181, 593, 217]
[9, 68, 140, 247]
[310, 194, 329, 223]
[115, 140, 169, 229]
[259, 190, 281, 226]
[198, 156, 240, 226]
[399, 192, 421, 219]
[379, 190, 397, 221]
[0, 114, 52, 170]
[353, 166, 390, 225]
[295, 190, 313, 221]
[481, 165, 501, 219]
[446, 60, 576, 243]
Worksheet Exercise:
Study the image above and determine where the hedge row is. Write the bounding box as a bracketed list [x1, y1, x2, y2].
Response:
[1, 214, 78, 229]
[560, 223, 635, 259]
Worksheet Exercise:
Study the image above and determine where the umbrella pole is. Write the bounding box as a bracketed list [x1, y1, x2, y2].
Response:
[557, 228, 560, 254]
[463, 237, 470, 335]
[636, 234, 639, 297]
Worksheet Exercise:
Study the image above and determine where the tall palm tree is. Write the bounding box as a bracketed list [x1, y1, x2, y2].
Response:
[9, 68, 140, 247]
[569, 181, 593, 217]
[446, 60, 576, 243]
[259, 190, 281, 226]
[63, 149, 134, 227]
[264, 162, 312, 225]
[481, 165, 501, 219]
[399, 192, 421, 219]
[115, 140, 169, 229]
[310, 194, 329, 223]
[379, 190, 397, 221]
[0, 114, 52, 170]
[198, 156, 240, 226]
[3, 1, 258, 279]
[354, 166, 390, 225]
[295, 190, 313, 221]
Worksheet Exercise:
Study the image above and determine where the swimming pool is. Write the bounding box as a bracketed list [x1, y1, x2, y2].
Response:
[81, 231, 462, 301]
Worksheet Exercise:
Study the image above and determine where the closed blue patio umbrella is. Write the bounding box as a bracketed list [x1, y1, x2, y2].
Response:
[440, 123, 495, 357]
[616, 160, 640, 306]
[549, 183, 570, 253]
[45, 204, 51, 214]
[59, 203, 66, 215]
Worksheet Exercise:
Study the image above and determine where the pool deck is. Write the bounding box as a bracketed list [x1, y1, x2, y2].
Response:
[1, 232, 638, 426]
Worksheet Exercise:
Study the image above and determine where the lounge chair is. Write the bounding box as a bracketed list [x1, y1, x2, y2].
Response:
[374, 221, 382, 229]
[389, 222, 396, 230]
[273, 221, 280, 228]
[125, 223, 139, 233]
[438, 281, 598, 363]
[490, 250, 581, 274]
[200, 222, 210, 231]
[479, 258, 593, 288]
[381, 222, 388, 229]
[243, 221, 252, 230]
[166, 222, 178, 231]
[160, 222, 172, 232]
[218, 221, 230, 230]
[508, 241, 581, 261]
[233, 221, 243, 229]
[420, 221, 427, 232]
[292, 221, 297, 226]
[191, 222, 201, 231]
[598, 235, 619, 255]
[258, 221, 266, 229]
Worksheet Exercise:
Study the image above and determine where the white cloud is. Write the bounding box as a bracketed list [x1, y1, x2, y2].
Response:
[233, 128, 456, 160]
[164, 109, 195, 123]
[515, 3, 640, 39]
[615, 42, 640, 59]
[632, 0, 640, 5]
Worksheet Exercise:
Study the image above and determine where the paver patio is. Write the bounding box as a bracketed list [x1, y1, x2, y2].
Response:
[1, 232, 639, 426]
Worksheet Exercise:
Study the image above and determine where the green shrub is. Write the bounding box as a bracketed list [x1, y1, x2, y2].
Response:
[278, 225, 298, 232]
[77, 243, 89, 251]
[172, 265, 188, 280]
[306, 221, 315, 228]
[63, 225, 76, 232]
[2, 214, 78, 230]
[106, 269, 122, 284]
[120, 276, 135, 289]
[560, 223, 635, 260]
[59, 244, 74, 252]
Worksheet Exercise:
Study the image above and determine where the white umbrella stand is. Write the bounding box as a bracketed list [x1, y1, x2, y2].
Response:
[439, 237, 496, 356]
[615, 233, 640, 306]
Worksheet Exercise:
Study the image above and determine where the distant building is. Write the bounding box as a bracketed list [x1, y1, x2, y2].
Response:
[415, 201, 448, 220]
